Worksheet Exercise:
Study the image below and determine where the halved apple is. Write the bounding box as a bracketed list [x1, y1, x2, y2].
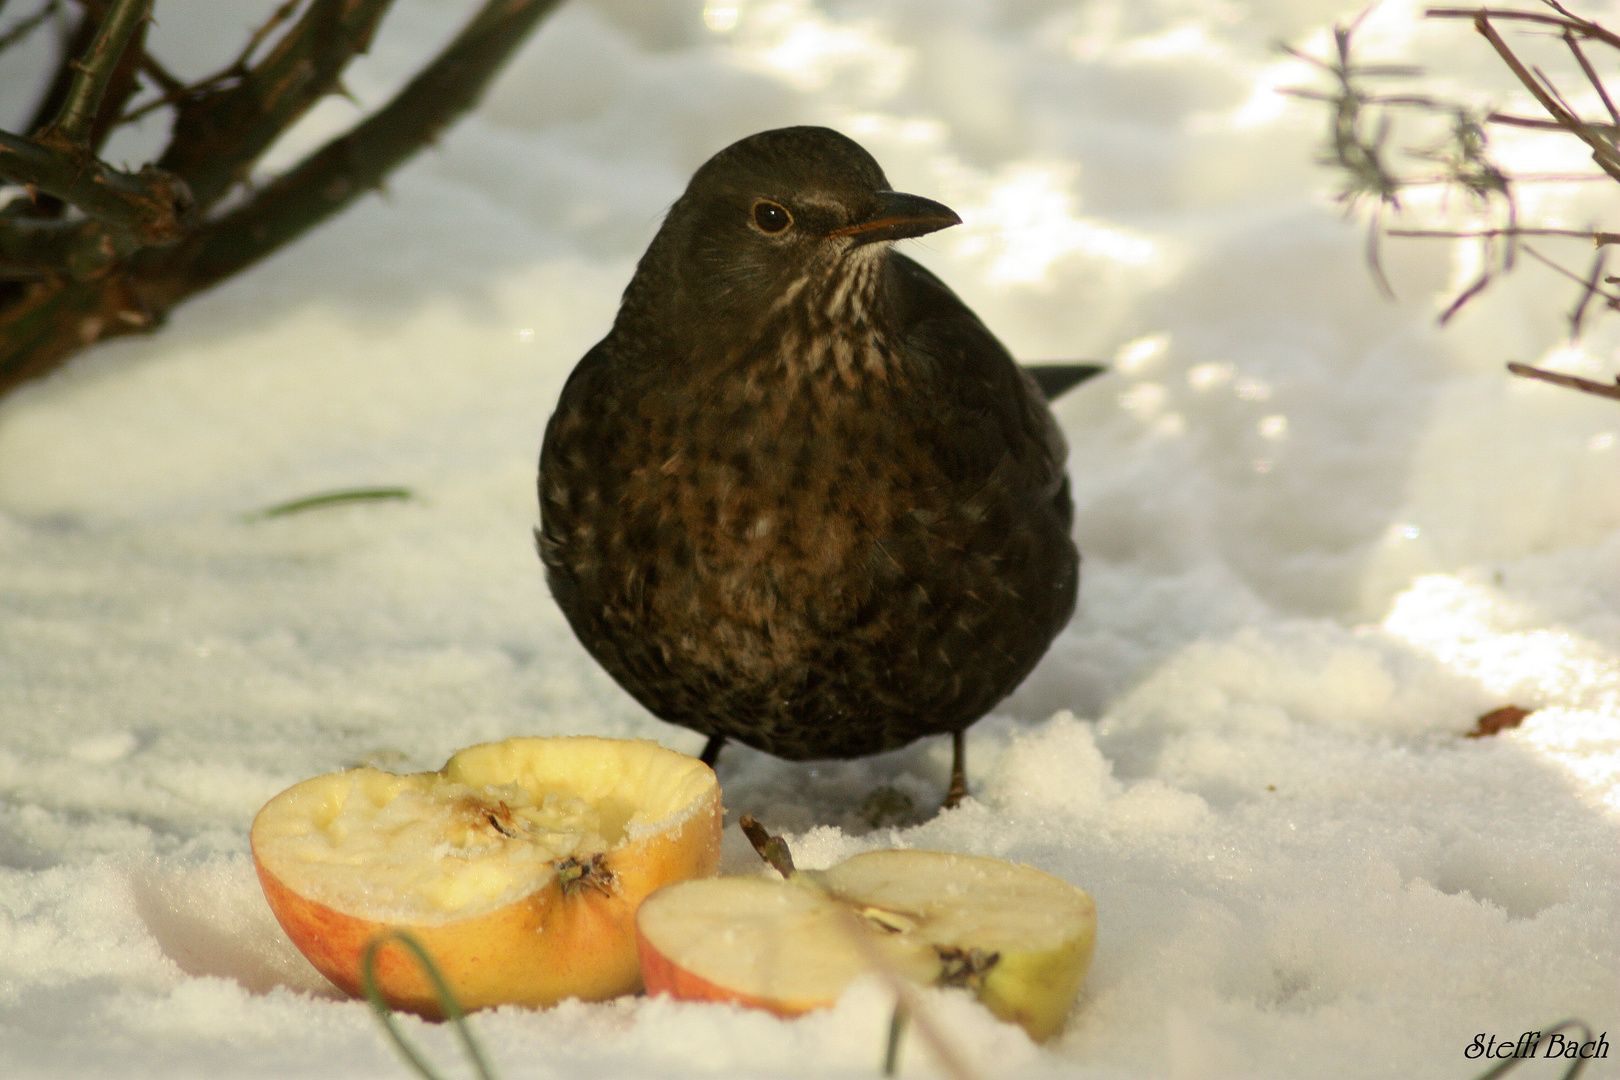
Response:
[637, 847, 1096, 1042]
[251, 736, 721, 1016]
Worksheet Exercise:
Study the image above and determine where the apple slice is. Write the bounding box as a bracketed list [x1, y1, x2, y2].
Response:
[252, 736, 721, 1017]
[637, 842, 1096, 1042]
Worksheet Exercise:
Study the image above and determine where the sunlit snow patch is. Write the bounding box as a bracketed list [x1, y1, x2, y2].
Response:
[1384, 574, 1620, 809]
[1118, 334, 1170, 374]
[1231, 54, 1318, 129]
[1383, 575, 1616, 703]
[730, 0, 909, 95]
[952, 165, 1157, 285]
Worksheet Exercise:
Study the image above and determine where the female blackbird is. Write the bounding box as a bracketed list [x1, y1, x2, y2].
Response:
[538, 127, 1089, 806]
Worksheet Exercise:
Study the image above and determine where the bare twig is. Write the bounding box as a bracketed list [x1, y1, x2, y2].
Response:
[1564, 28, 1619, 127]
[0, 0, 59, 54]
[1291, 5, 1620, 327]
[1281, 18, 1413, 212]
[1488, 111, 1620, 136]
[1284, 11, 1532, 316]
[14, 0, 150, 166]
[1429, 5, 1620, 49]
[1367, 201, 1396, 298]
[21, 0, 99, 142]
[737, 814, 796, 878]
[1508, 359, 1620, 399]
[1520, 242, 1620, 303]
[1568, 247, 1607, 335]
[1439, 268, 1494, 322]
[1475, 13, 1620, 183]
[1388, 226, 1620, 241]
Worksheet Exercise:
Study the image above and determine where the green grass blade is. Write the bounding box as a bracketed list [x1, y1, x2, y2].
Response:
[251, 486, 413, 519]
[361, 931, 497, 1080]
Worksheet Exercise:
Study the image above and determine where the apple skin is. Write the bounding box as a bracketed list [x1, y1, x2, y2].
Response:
[635, 849, 1095, 1042]
[636, 921, 814, 1017]
[251, 744, 722, 1018]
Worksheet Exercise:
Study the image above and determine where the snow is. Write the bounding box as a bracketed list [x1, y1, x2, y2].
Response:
[3, 0, 1620, 1076]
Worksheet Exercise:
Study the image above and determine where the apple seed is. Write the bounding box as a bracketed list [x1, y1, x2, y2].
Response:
[935, 945, 1000, 990]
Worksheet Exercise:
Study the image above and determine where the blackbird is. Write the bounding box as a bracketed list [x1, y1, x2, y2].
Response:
[538, 126, 1098, 806]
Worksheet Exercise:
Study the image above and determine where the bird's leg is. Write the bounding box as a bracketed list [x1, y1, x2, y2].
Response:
[943, 730, 968, 809]
[700, 734, 726, 768]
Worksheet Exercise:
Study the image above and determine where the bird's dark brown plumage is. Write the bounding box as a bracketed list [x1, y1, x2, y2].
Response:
[538, 126, 1086, 802]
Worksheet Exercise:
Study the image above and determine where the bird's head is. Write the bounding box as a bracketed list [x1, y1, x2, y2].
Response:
[622, 127, 960, 346]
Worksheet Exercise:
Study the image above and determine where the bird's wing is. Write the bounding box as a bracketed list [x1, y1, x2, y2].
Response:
[888, 253, 1105, 399]
[887, 251, 1071, 493]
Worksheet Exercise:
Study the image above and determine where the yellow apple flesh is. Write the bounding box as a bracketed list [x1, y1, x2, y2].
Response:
[637, 848, 1095, 1041]
[252, 736, 721, 1017]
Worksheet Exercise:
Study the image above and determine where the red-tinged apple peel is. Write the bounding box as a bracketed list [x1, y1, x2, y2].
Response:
[636, 848, 1096, 1041]
[252, 736, 721, 1017]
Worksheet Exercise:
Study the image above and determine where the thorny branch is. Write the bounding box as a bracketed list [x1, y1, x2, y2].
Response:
[135, 0, 565, 304]
[37, 0, 151, 148]
[153, 0, 402, 213]
[0, 0, 180, 240]
[0, 0, 564, 399]
[0, 130, 191, 242]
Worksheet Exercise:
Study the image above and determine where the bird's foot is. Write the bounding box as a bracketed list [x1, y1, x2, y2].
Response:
[942, 729, 968, 809]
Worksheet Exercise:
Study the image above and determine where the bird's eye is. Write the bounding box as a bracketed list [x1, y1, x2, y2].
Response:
[752, 200, 793, 234]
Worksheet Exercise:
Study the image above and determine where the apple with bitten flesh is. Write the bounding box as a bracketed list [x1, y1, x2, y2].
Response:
[637, 845, 1096, 1042]
[252, 736, 721, 1017]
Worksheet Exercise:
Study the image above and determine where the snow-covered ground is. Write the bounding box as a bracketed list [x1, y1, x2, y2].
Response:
[4, 0, 1620, 1076]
